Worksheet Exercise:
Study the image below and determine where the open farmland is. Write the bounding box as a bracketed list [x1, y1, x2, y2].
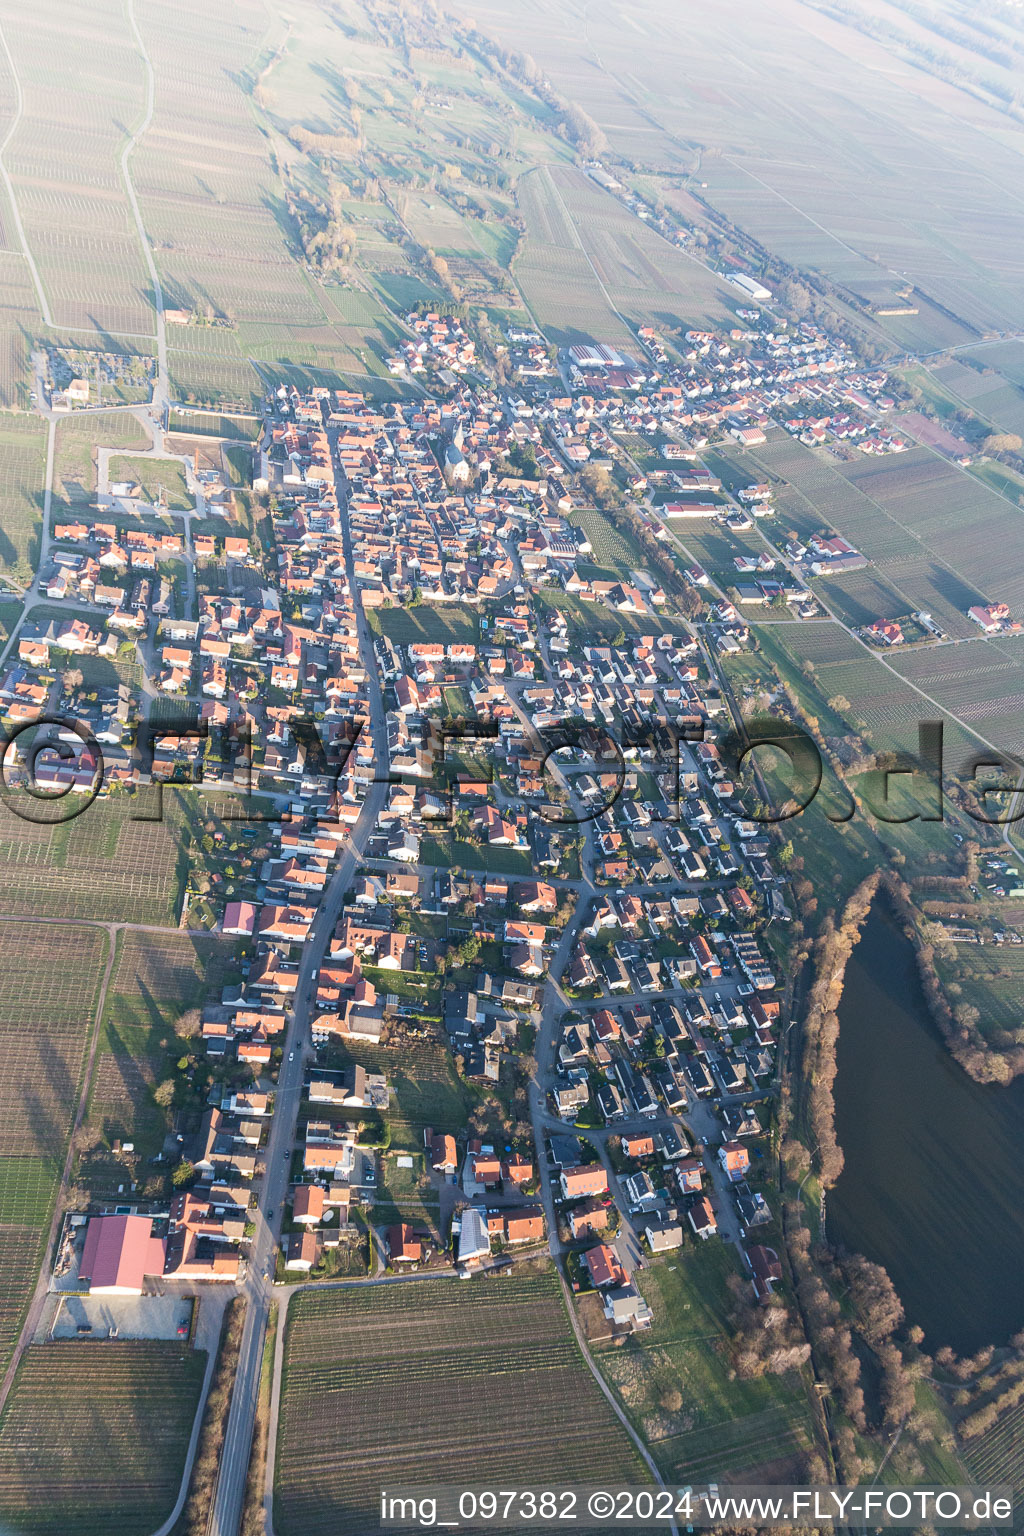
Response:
[0, 0, 152, 338]
[0, 415, 46, 581]
[594, 1247, 816, 1484]
[889, 635, 1024, 762]
[0, 253, 39, 408]
[750, 433, 925, 561]
[0, 922, 106, 1169]
[275, 1272, 646, 1536]
[0, 1340, 205, 1536]
[168, 342, 262, 412]
[762, 621, 980, 765]
[750, 433, 989, 636]
[547, 165, 738, 334]
[0, 797, 188, 925]
[133, 0, 323, 334]
[514, 167, 635, 348]
[105, 929, 237, 1032]
[841, 450, 1024, 616]
[0, 922, 107, 1370]
[928, 359, 1024, 441]
[454, 0, 1024, 342]
[813, 565, 908, 629]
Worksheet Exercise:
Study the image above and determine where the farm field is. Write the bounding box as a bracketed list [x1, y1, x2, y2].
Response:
[965, 341, 1024, 391]
[665, 519, 767, 591]
[547, 165, 738, 335]
[368, 601, 479, 647]
[571, 507, 650, 580]
[0, 799, 187, 925]
[456, 0, 1024, 342]
[760, 620, 981, 768]
[0, 415, 47, 581]
[935, 940, 1024, 1046]
[104, 930, 238, 1033]
[749, 434, 989, 636]
[0, 922, 107, 1371]
[133, 0, 323, 334]
[736, 623, 982, 904]
[813, 565, 909, 629]
[0, 0, 153, 338]
[969, 459, 1024, 506]
[889, 635, 1024, 762]
[0, 1340, 205, 1536]
[275, 1272, 646, 1536]
[841, 450, 1024, 615]
[0, 253, 39, 409]
[593, 1246, 816, 1485]
[928, 360, 1024, 440]
[962, 1399, 1024, 1534]
[514, 167, 635, 348]
[169, 344, 263, 412]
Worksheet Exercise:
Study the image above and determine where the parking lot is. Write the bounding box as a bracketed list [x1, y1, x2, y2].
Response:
[49, 1293, 192, 1341]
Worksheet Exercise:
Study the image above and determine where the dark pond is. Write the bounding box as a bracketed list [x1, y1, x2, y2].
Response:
[830, 904, 1024, 1352]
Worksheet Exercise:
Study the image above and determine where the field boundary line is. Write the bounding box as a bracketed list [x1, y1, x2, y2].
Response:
[0, 23, 53, 326]
[148, 1295, 227, 1536]
[0, 921, 116, 1414]
[554, 1265, 678, 1529]
[122, 0, 167, 403]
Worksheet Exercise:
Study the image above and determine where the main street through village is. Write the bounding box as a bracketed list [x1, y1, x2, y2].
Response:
[199, 429, 774, 1534]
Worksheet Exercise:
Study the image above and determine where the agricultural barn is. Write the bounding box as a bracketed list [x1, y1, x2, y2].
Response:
[79, 1213, 167, 1295]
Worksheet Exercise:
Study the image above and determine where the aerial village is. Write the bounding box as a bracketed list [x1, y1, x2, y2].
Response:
[7, 293, 948, 1334]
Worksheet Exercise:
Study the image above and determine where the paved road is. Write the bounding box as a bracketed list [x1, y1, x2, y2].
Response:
[207, 435, 391, 1536]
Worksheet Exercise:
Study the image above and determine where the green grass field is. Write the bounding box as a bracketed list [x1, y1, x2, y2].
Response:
[594, 1246, 817, 1483]
[368, 602, 479, 646]
[53, 413, 151, 512]
[106, 456, 191, 510]
[319, 1035, 469, 1152]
